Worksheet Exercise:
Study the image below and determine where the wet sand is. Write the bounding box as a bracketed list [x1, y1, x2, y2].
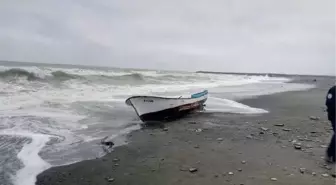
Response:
[36, 76, 335, 185]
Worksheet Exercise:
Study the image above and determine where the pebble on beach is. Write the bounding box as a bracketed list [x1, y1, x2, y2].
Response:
[322, 174, 329, 177]
[195, 128, 203, 133]
[294, 143, 302, 150]
[309, 116, 320, 121]
[260, 127, 269, 131]
[271, 178, 278, 181]
[246, 135, 253, 139]
[189, 168, 198, 173]
[106, 177, 115, 182]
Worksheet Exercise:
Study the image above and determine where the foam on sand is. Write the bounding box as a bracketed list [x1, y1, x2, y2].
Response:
[0, 130, 50, 185]
[206, 97, 268, 114]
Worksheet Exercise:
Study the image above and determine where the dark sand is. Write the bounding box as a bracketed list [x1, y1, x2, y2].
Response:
[36, 76, 335, 185]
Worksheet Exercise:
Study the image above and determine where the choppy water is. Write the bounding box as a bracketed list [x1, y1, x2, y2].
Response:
[0, 62, 314, 185]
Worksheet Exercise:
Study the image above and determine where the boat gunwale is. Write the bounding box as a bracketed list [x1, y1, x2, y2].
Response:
[125, 90, 208, 105]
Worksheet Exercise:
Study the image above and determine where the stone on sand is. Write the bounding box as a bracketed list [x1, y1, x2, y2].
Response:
[282, 128, 292, 131]
[271, 178, 278, 181]
[309, 116, 320, 121]
[189, 168, 198, 173]
[260, 127, 269, 131]
[246, 135, 253, 139]
[321, 174, 329, 177]
[216, 138, 223, 141]
[294, 143, 302, 150]
[299, 168, 306, 174]
[195, 128, 203, 133]
[306, 144, 313, 148]
[241, 160, 247, 164]
[106, 177, 115, 182]
[228, 172, 234, 175]
[274, 123, 285, 127]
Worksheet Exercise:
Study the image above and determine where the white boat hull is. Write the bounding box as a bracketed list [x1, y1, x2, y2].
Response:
[126, 90, 208, 122]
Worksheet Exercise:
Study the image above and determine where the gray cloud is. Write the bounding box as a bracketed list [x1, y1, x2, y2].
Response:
[0, 0, 335, 75]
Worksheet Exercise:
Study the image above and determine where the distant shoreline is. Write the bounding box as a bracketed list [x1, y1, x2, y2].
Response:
[196, 71, 335, 78]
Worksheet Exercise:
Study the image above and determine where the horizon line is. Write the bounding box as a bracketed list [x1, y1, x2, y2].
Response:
[0, 60, 335, 77]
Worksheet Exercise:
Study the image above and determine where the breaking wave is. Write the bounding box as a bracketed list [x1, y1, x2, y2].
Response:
[107, 73, 145, 81]
[0, 68, 192, 83]
[51, 71, 81, 81]
[0, 68, 42, 81]
[0, 68, 147, 82]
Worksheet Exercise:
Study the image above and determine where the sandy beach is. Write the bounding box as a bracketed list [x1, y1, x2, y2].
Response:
[36, 76, 335, 185]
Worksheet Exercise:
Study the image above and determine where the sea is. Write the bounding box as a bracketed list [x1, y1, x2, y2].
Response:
[0, 61, 314, 185]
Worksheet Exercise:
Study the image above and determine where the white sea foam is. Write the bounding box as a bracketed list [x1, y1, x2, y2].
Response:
[15, 135, 50, 185]
[0, 130, 50, 185]
[206, 97, 268, 114]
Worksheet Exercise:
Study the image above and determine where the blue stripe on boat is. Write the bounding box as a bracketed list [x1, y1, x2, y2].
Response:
[191, 90, 208, 98]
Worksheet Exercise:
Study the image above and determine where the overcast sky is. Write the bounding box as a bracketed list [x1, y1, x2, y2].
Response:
[0, 0, 335, 75]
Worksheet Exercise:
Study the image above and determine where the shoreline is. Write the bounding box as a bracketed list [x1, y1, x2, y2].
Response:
[36, 76, 335, 185]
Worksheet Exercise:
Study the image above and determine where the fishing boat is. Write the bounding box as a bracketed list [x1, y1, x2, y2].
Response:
[126, 90, 208, 122]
